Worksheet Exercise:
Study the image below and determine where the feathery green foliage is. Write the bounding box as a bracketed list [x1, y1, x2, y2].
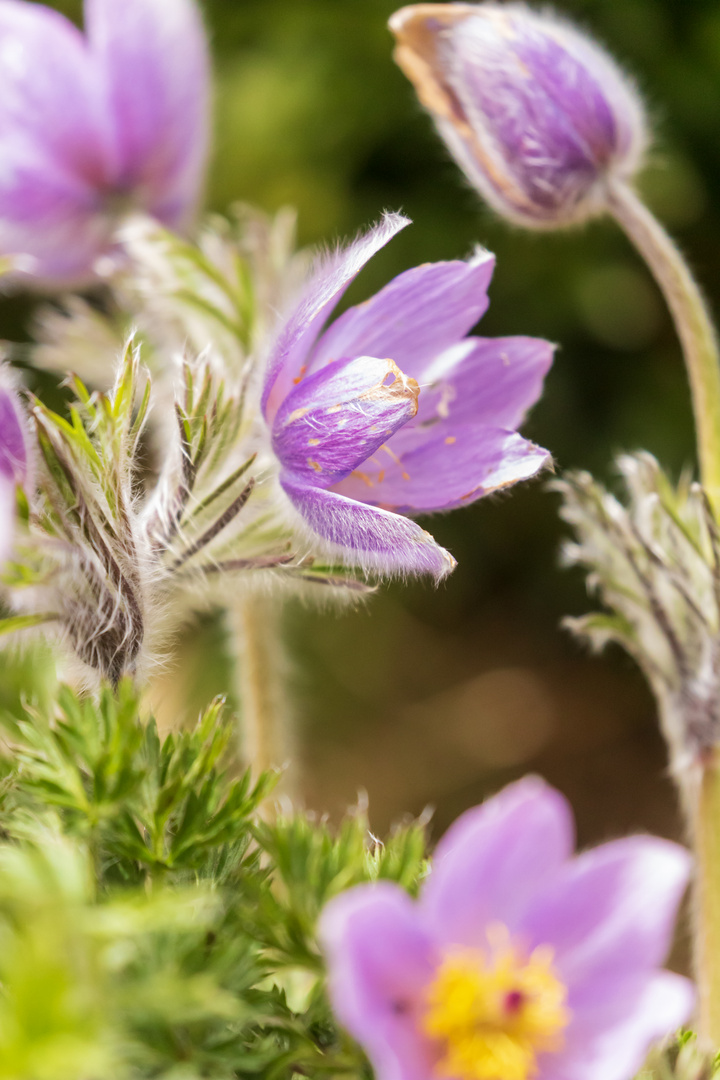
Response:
[0, 681, 428, 1077]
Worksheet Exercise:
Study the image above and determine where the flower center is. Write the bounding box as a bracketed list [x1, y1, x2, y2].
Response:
[421, 928, 570, 1080]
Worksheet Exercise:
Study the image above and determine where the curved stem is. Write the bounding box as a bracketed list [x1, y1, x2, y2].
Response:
[229, 593, 297, 796]
[608, 182, 720, 1043]
[691, 758, 720, 1046]
[607, 181, 720, 512]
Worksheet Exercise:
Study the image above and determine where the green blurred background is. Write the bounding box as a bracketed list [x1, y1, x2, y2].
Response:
[10, 0, 720, 882]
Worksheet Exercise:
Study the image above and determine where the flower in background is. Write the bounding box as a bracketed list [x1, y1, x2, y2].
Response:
[0, 0, 210, 285]
[389, 3, 647, 228]
[320, 777, 693, 1080]
[0, 375, 29, 565]
[263, 213, 553, 579]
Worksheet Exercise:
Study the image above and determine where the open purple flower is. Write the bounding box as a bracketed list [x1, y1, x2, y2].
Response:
[263, 213, 553, 579]
[0, 0, 210, 285]
[320, 777, 693, 1080]
[0, 377, 29, 564]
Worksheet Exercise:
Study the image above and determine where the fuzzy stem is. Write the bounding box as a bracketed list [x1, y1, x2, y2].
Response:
[229, 593, 297, 796]
[607, 181, 720, 512]
[691, 757, 720, 1045]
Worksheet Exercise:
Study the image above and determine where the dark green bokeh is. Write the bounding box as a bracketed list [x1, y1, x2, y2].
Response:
[11, 2, 720, 879]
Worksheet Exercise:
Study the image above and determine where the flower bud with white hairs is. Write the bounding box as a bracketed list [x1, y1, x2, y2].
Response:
[390, 2, 647, 228]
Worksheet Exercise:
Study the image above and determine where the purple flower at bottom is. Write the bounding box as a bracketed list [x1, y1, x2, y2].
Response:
[319, 778, 693, 1080]
[0, 0, 210, 285]
[0, 376, 29, 564]
[263, 214, 553, 579]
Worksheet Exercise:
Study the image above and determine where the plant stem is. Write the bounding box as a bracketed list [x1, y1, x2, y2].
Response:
[229, 593, 297, 796]
[609, 181, 720, 1040]
[607, 181, 720, 512]
[691, 756, 720, 1045]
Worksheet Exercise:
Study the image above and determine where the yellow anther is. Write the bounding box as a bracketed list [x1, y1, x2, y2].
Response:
[422, 930, 569, 1080]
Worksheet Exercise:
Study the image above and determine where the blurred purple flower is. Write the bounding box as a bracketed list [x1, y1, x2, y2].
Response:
[320, 777, 693, 1080]
[0, 376, 29, 564]
[0, 0, 210, 285]
[263, 213, 553, 579]
[389, 3, 647, 228]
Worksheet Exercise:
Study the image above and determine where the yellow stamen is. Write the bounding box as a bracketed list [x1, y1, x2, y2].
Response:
[422, 929, 569, 1080]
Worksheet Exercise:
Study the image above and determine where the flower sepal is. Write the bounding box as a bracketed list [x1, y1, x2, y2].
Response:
[557, 453, 720, 774]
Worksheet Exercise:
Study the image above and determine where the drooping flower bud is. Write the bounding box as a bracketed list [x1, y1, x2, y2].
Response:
[389, 3, 648, 228]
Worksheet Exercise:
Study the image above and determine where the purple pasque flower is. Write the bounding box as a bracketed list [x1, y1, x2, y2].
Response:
[0, 375, 29, 564]
[389, 4, 647, 229]
[320, 777, 694, 1080]
[0, 0, 210, 285]
[263, 213, 553, 579]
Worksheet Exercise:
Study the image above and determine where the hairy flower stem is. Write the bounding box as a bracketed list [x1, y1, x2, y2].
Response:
[230, 594, 296, 797]
[607, 181, 720, 512]
[608, 182, 720, 1044]
[692, 758, 720, 1045]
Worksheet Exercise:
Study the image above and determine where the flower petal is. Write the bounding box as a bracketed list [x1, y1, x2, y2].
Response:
[544, 972, 694, 1080]
[273, 356, 419, 487]
[262, 213, 410, 422]
[519, 836, 691, 984]
[420, 777, 575, 946]
[0, 0, 115, 277]
[520, 836, 691, 1078]
[310, 253, 495, 380]
[416, 335, 554, 429]
[319, 882, 438, 1080]
[280, 471, 456, 579]
[0, 144, 111, 282]
[0, 382, 28, 485]
[0, 0, 113, 183]
[0, 475, 14, 567]
[332, 424, 550, 511]
[85, 0, 211, 225]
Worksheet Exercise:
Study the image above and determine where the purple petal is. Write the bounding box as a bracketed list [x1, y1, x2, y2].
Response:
[420, 777, 574, 946]
[85, 0, 211, 227]
[518, 836, 691, 988]
[272, 356, 419, 488]
[415, 335, 554, 429]
[280, 471, 456, 579]
[0, 0, 115, 277]
[0, 476, 14, 566]
[319, 882, 438, 1080]
[0, 1, 114, 183]
[0, 150, 111, 282]
[518, 835, 692, 1073]
[0, 381, 28, 485]
[332, 424, 550, 512]
[446, 10, 617, 216]
[310, 253, 495, 380]
[262, 213, 410, 422]
[545, 973, 694, 1080]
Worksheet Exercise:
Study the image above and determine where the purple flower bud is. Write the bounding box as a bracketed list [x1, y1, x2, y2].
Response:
[389, 3, 647, 228]
[0, 0, 210, 285]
